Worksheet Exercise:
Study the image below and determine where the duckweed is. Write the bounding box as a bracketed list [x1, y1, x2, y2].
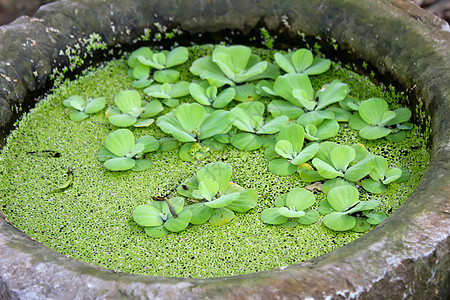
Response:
[0, 45, 429, 278]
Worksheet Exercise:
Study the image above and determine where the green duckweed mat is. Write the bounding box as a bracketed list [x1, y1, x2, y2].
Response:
[0, 45, 430, 278]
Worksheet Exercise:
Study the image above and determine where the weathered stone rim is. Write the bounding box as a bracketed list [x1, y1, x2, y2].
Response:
[0, 0, 449, 299]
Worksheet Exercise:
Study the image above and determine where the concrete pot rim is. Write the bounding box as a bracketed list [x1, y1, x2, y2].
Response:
[0, 0, 448, 298]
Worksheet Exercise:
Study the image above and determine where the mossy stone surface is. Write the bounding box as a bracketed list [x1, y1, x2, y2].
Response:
[0, 46, 430, 278]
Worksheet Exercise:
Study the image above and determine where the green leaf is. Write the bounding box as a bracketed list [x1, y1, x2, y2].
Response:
[198, 178, 220, 201]
[205, 192, 240, 208]
[370, 155, 388, 181]
[175, 103, 206, 131]
[178, 143, 194, 161]
[131, 159, 152, 171]
[165, 46, 189, 68]
[386, 107, 412, 126]
[257, 115, 289, 134]
[323, 212, 356, 231]
[348, 113, 368, 130]
[386, 131, 407, 143]
[189, 56, 233, 87]
[364, 211, 387, 225]
[170, 81, 190, 98]
[84, 97, 106, 114]
[197, 162, 232, 194]
[267, 100, 304, 119]
[158, 137, 178, 152]
[327, 185, 359, 212]
[268, 158, 298, 176]
[68, 96, 85, 111]
[359, 126, 392, 140]
[199, 110, 232, 140]
[275, 140, 295, 159]
[393, 168, 410, 183]
[98, 146, 118, 162]
[104, 157, 136, 171]
[209, 208, 235, 225]
[291, 142, 319, 165]
[105, 129, 136, 157]
[69, 111, 89, 121]
[291, 49, 313, 73]
[344, 154, 375, 182]
[361, 179, 387, 194]
[115, 90, 142, 115]
[274, 52, 296, 73]
[321, 178, 354, 195]
[261, 207, 289, 225]
[154, 70, 180, 83]
[351, 217, 371, 232]
[163, 210, 192, 232]
[131, 78, 153, 89]
[330, 145, 355, 171]
[132, 64, 150, 79]
[187, 203, 214, 225]
[144, 225, 169, 238]
[135, 136, 159, 153]
[351, 143, 371, 161]
[312, 158, 343, 179]
[108, 114, 138, 127]
[296, 209, 320, 225]
[318, 198, 335, 215]
[359, 98, 389, 125]
[276, 123, 305, 153]
[127, 47, 152, 68]
[133, 204, 163, 226]
[230, 133, 262, 151]
[286, 188, 316, 211]
[133, 118, 155, 127]
[278, 207, 306, 218]
[312, 119, 340, 141]
[234, 84, 260, 102]
[304, 57, 331, 75]
[273, 73, 314, 107]
[189, 82, 211, 105]
[225, 188, 258, 212]
[213, 87, 235, 108]
[315, 80, 348, 110]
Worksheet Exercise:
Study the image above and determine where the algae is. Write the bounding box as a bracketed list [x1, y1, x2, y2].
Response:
[0, 45, 430, 278]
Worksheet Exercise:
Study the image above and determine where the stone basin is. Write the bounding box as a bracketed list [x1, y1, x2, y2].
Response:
[0, 0, 449, 298]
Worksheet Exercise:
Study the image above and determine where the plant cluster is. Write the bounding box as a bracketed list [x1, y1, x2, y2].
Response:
[61, 43, 413, 236]
[133, 162, 257, 237]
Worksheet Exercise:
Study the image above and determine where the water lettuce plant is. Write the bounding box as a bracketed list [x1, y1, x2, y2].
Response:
[266, 124, 319, 176]
[311, 142, 375, 182]
[269, 74, 348, 112]
[361, 155, 410, 194]
[296, 110, 340, 141]
[105, 90, 163, 127]
[97, 129, 159, 171]
[190, 45, 279, 86]
[143, 81, 190, 107]
[274, 48, 331, 75]
[133, 197, 192, 238]
[318, 185, 386, 232]
[189, 81, 236, 108]
[177, 162, 258, 225]
[349, 98, 412, 141]
[230, 101, 289, 151]
[260, 188, 319, 227]
[157, 103, 232, 143]
[62, 95, 105, 121]
[127, 46, 189, 81]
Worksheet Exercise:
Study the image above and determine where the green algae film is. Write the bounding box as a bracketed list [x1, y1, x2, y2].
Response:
[0, 48, 429, 278]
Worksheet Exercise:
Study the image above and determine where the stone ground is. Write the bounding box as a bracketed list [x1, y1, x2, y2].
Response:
[0, 0, 449, 26]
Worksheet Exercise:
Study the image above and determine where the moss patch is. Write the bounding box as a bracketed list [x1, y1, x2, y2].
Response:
[0, 45, 429, 278]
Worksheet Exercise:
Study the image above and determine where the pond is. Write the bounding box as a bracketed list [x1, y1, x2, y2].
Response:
[0, 44, 430, 278]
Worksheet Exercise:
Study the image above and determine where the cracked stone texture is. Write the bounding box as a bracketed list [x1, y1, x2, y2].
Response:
[0, 0, 449, 299]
